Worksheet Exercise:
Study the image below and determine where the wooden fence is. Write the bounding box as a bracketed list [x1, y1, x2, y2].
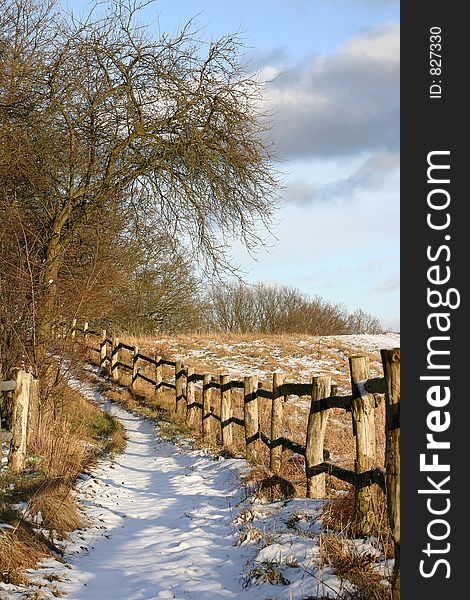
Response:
[71, 320, 399, 579]
[1, 370, 39, 473]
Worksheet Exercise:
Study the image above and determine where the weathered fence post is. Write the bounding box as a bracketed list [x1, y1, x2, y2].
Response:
[349, 356, 378, 536]
[244, 375, 259, 463]
[8, 370, 33, 473]
[381, 348, 400, 600]
[131, 346, 139, 391]
[111, 336, 120, 382]
[154, 355, 162, 399]
[175, 360, 185, 417]
[270, 372, 285, 474]
[186, 366, 195, 426]
[27, 376, 40, 446]
[202, 374, 215, 442]
[100, 330, 107, 369]
[220, 375, 232, 447]
[83, 321, 89, 345]
[305, 375, 331, 498]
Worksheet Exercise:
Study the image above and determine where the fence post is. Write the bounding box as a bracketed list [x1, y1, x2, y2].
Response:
[220, 375, 232, 447]
[305, 375, 331, 498]
[83, 321, 89, 345]
[111, 336, 120, 382]
[349, 356, 378, 536]
[186, 366, 195, 426]
[131, 346, 139, 391]
[8, 370, 33, 473]
[175, 360, 184, 417]
[270, 372, 285, 474]
[100, 329, 107, 369]
[155, 355, 162, 399]
[381, 348, 400, 600]
[202, 374, 214, 442]
[244, 375, 259, 463]
[27, 376, 40, 446]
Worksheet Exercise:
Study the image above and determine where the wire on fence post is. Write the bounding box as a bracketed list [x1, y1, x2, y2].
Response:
[100, 330, 107, 369]
[220, 375, 232, 448]
[154, 355, 162, 400]
[202, 374, 214, 443]
[111, 336, 120, 382]
[175, 360, 184, 417]
[186, 366, 195, 427]
[132, 346, 139, 391]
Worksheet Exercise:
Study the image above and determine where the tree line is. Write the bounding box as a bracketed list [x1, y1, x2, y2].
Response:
[204, 282, 382, 335]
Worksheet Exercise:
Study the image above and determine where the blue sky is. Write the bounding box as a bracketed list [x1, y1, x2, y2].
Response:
[63, 1, 400, 331]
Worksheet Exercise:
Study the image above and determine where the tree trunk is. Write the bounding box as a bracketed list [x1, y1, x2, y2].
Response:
[35, 200, 73, 370]
[35, 234, 62, 369]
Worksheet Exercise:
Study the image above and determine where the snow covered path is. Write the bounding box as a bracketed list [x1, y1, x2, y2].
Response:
[1, 369, 391, 600]
[49, 375, 267, 600]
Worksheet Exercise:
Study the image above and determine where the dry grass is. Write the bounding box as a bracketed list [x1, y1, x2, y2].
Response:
[320, 534, 392, 600]
[321, 488, 394, 556]
[319, 486, 394, 598]
[26, 481, 86, 540]
[0, 376, 126, 586]
[0, 524, 51, 586]
[241, 465, 297, 501]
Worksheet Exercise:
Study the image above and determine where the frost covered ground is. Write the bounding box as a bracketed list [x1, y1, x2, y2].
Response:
[137, 332, 401, 395]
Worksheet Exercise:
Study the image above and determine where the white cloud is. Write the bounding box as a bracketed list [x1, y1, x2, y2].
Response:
[340, 22, 399, 64]
[262, 22, 399, 159]
[286, 150, 399, 205]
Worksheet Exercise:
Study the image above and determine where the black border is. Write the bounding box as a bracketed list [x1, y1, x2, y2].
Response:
[401, 4, 467, 597]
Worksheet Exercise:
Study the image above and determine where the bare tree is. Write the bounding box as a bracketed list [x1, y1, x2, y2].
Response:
[0, 0, 279, 369]
[205, 281, 383, 335]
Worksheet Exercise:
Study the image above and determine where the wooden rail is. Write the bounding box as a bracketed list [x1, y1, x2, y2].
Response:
[71, 321, 399, 544]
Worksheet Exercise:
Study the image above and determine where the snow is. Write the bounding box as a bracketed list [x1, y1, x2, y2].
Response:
[150, 333, 400, 391]
[2, 359, 393, 599]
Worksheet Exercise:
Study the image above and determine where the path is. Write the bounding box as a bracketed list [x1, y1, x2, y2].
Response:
[45, 373, 268, 600]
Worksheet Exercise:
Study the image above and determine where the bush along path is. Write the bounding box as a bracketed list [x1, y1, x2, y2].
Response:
[4, 366, 393, 600]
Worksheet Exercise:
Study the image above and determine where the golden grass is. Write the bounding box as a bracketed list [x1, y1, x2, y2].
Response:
[321, 488, 394, 556]
[241, 465, 297, 501]
[0, 376, 126, 586]
[0, 524, 51, 586]
[320, 534, 392, 600]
